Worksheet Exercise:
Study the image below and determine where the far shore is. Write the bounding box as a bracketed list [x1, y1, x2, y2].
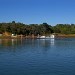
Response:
[0, 34, 75, 39]
[56, 34, 75, 38]
[0, 35, 37, 39]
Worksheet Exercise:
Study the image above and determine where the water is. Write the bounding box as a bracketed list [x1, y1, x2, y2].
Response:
[0, 38, 75, 75]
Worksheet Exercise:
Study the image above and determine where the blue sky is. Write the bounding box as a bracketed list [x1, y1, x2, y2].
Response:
[0, 0, 75, 25]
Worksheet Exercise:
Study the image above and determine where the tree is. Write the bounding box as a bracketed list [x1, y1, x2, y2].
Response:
[12, 21, 15, 23]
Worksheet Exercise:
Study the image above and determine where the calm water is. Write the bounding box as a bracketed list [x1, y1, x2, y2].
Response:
[0, 38, 75, 75]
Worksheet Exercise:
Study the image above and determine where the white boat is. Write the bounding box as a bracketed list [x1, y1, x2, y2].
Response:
[50, 34, 55, 39]
[40, 36, 46, 38]
[37, 34, 55, 39]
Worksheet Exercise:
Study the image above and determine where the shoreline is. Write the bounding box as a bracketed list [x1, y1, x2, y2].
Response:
[56, 34, 75, 38]
[0, 34, 75, 39]
[0, 36, 37, 39]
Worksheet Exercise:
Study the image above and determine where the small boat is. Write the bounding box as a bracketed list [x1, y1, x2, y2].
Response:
[37, 34, 55, 39]
[50, 34, 55, 39]
[40, 36, 46, 38]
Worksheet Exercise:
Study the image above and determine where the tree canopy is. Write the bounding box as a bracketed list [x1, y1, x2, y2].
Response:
[0, 21, 75, 35]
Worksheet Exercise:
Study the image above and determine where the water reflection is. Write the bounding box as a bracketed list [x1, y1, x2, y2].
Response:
[0, 39, 18, 46]
[0, 39, 55, 47]
[12, 39, 15, 46]
[0, 39, 2, 44]
[37, 39, 55, 46]
[50, 39, 55, 46]
[0, 39, 23, 53]
[0, 38, 55, 53]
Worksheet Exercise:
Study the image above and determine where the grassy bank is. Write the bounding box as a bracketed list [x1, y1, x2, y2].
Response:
[56, 34, 75, 38]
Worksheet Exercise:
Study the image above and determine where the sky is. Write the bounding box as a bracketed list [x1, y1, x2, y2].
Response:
[0, 0, 75, 25]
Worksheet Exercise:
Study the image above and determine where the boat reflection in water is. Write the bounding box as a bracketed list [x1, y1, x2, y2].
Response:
[37, 38, 55, 47]
[50, 39, 55, 46]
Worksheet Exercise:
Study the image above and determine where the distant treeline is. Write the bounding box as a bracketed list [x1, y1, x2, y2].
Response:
[0, 21, 75, 35]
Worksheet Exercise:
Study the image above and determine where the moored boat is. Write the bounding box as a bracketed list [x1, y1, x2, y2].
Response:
[37, 34, 55, 39]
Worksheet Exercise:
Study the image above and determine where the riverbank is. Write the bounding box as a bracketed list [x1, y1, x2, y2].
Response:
[0, 35, 37, 39]
[0, 34, 75, 39]
[56, 34, 75, 38]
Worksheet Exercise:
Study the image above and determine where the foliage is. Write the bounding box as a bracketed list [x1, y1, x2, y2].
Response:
[53, 24, 75, 34]
[0, 22, 53, 35]
[0, 21, 75, 35]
